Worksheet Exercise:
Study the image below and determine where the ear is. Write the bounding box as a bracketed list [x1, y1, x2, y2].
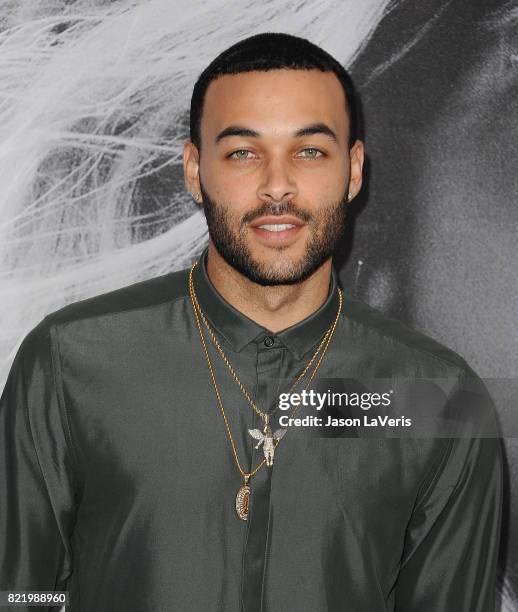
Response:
[183, 139, 202, 203]
[347, 139, 365, 201]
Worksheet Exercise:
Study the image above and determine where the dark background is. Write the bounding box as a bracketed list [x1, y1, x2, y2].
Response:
[340, 1, 517, 606]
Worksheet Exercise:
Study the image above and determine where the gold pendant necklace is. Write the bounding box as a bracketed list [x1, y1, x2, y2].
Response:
[235, 477, 251, 521]
[189, 261, 342, 520]
[248, 412, 287, 467]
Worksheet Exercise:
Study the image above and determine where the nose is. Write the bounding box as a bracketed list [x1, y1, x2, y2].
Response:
[256, 157, 298, 203]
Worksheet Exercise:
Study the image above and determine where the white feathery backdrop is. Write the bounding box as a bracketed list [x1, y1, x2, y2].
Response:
[0, 0, 389, 386]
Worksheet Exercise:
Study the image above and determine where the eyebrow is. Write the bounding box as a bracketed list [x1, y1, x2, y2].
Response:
[214, 122, 339, 145]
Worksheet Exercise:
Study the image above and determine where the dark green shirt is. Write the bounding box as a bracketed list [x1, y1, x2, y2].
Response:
[0, 246, 502, 611]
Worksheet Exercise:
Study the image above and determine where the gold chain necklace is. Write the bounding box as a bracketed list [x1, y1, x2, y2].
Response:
[189, 261, 342, 433]
[188, 261, 343, 520]
[189, 261, 338, 422]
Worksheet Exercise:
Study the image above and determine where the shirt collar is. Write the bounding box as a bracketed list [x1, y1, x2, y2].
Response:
[190, 246, 341, 360]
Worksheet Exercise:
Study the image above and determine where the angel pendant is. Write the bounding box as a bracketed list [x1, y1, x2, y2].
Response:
[248, 419, 287, 467]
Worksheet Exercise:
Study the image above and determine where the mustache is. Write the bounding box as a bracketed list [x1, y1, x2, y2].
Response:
[241, 200, 313, 225]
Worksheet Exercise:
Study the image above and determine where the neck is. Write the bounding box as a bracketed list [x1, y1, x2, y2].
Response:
[205, 242, 333, 333]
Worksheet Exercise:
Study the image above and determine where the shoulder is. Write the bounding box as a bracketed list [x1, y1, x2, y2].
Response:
[340, 293, 471, 376]
[10, 267, 191, 372]
[338, 294, 498, 437]
[42, 266, 191, 329]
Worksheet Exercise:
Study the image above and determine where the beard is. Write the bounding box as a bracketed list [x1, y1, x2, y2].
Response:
[198, 180, 349, 286]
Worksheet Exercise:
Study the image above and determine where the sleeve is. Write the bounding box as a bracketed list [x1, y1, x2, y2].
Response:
[0, 320, 80, 609]
[394, 366, 504, 612]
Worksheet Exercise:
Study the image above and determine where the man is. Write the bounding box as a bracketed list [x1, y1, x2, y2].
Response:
[0, 32, 502, 611]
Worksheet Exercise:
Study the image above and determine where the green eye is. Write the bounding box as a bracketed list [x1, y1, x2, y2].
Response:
[229, 150, 253, 160]
[299, 148, 323, 158]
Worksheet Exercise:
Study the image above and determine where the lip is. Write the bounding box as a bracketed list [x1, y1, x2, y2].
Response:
[249, 216, 306, 246]
[250, 215, 305, 228]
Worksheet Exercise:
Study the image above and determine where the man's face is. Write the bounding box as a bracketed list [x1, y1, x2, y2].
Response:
[187, 69, 363, 285]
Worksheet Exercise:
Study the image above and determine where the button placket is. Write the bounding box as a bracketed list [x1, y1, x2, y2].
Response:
[241, 341, 284, 612]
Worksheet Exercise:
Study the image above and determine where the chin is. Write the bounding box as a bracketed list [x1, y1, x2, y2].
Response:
[246, 258, 319, 286]
[251, 242, 305, 263]
[253, 254, 304, 275]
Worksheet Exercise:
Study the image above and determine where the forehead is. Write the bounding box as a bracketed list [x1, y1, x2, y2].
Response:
[201, 69, 348, 143]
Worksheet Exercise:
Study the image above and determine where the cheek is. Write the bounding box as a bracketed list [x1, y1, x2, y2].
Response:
[215, 184, 256, 219]
[300, 164, 348, 201]
[301, 185, 344, 211]
[201, 163, 248, 207]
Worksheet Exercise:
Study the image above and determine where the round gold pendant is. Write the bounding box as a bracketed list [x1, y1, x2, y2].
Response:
[235, 484, 250, 520]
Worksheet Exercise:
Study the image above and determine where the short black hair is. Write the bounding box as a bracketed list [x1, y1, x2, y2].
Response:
[190, 32, 359, 151]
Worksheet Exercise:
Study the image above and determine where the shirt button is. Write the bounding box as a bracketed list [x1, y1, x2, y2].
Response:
[263, 336, 274, 347]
